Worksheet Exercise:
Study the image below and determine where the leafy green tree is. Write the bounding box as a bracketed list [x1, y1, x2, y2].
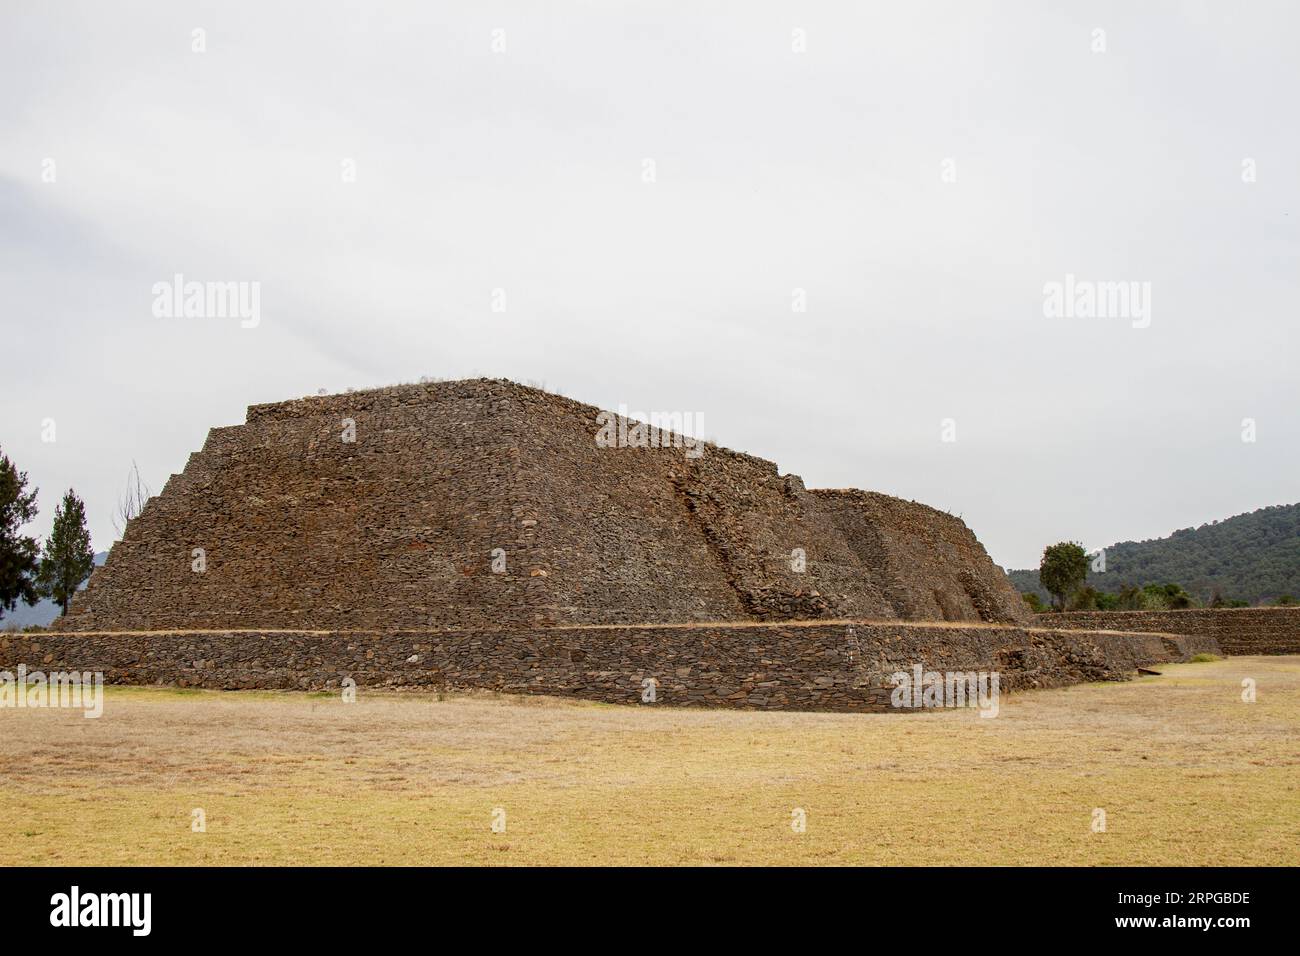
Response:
[1209, 590, 1248, 609]
[1039, 542, 1089, 611]
[1095, 590, 1121, 611]
[37, 489, 95, 617]
[1068, 586, 1101, 611]
[0, 448, 40, 621]
[1114, 584, 1147, 610]
[1021, 592, 1046, 613]
[1141, 582, 1196, 610]
[1070, 586, 1122, 611]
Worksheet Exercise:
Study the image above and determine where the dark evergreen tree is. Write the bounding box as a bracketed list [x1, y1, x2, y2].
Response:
[37, 489, 95, 616]
[0, 447, 40, 621]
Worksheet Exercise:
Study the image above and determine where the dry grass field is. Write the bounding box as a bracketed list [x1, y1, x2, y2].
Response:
[1, 656, 1297, 866]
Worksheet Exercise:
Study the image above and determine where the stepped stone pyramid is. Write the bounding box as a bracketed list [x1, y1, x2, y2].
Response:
[60, 378, 1029, 632]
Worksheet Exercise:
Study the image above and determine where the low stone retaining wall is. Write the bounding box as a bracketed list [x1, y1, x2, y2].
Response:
[1035, 607, 1300, 656]
[0, 621, 1213, 712]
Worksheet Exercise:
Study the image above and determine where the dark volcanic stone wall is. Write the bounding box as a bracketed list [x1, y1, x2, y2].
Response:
[2, 622, 1205, 712]
[502, 385, 898, 624]
[505, 388, 761, 625]
[813, 489, 1031, 624]
[666, 461, 896, 621]
[59, 378, 1023, 632]
[62, 380, 543, 630]
[1036, 608, 1300, 655]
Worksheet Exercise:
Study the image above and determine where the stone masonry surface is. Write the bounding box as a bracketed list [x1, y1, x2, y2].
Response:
[1, 622, 1214, 712]
[58, 379, 1030, 632]
[1036, 608, 1300, 655]
[36, 377, 1226, 709]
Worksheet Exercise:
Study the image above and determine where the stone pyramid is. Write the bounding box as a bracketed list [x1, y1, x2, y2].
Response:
[59, 379, 1028, 632]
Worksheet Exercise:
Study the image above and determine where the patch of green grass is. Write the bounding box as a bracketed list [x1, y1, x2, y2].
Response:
[1189, 653, 1222, 663]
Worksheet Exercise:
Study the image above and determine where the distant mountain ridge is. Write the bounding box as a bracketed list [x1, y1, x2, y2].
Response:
[1009, 504, 1300, 605]
[0, 551, 108, 630]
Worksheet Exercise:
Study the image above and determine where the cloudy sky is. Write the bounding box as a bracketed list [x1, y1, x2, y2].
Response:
[2, 0, 1296, 569]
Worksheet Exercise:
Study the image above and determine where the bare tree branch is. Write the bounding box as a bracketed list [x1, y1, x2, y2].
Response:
[113, 461, 152, 538]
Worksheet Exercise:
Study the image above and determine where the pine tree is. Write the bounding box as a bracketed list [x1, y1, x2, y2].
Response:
[0, 447, 40, 621]
[37, 489, 95, 617]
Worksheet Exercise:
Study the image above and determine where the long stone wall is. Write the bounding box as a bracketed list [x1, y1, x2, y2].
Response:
[1035, 608, 1300, 656]
[4, 621, 1211, 712]
[58, 379, 1028, 632]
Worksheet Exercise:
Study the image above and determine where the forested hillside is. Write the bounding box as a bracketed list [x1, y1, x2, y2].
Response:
[1010, 503, 1299, 605]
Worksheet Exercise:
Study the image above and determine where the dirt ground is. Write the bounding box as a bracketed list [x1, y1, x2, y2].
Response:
[1, 656, 1296, 865]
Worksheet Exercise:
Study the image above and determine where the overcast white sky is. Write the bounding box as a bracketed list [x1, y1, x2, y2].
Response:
[2, 0, 1296, 569]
